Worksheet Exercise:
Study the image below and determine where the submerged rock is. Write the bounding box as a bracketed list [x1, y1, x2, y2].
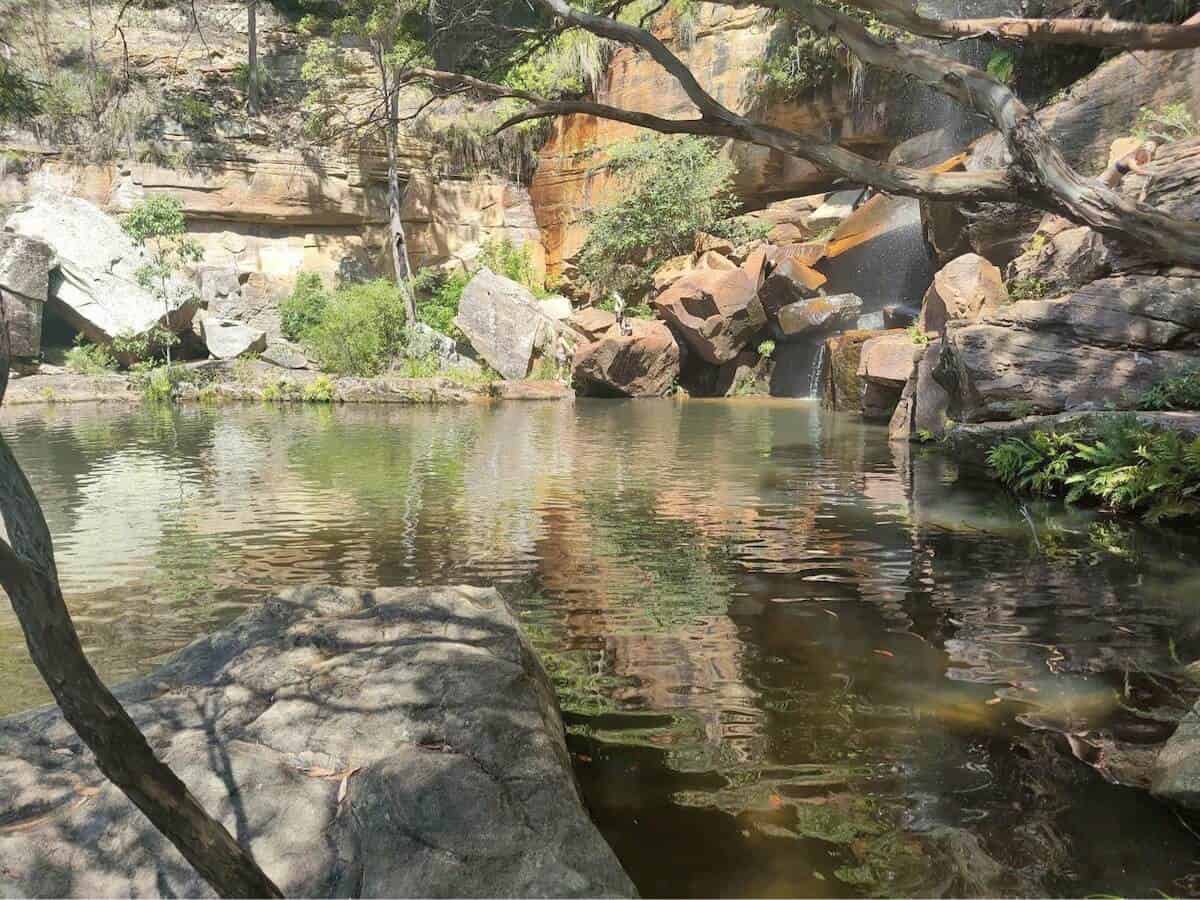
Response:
[573, 318, 680, 397]
[5, 195, 198, 345]
[456, 268, 560, 380]
[653, 268, 765, 364]
[0, 585, 635, 898]
[0, 232, 53, 357]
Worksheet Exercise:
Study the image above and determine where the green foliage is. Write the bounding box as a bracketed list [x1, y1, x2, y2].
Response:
[0, 61, 40, 123]
[915, 428, 937, 444]
[111, 327, 178, 364]
[64, 338, 117, 374]
[394, 353, 442, 378]
[907, 324, 931, 346]
[232, 62, 277, 104]
[165, 93, 216, 133]
[1008, 276, 1048, 301]
[577, 135, 738, 298]
[302, 374, 337, 403]
[280, 273, 332, 342]
[303, 279, 410, 376]
[709, 215, 772, 246]
[1133, 102, 1197, 144]
[411, 268, 469, 339]
[748, 5, 895, 100]
[988, 417, 1200, 523]
[479, 236, 544, 294]
[986, 49, 1016, 84]
[123, 197, 201, 365]
[757, 340, 776, 359]
[1139, 368, 1200, 411]
[138, 364, 181, 403]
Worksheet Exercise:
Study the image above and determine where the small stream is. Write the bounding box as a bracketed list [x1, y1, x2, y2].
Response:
[3, 399, 1200, 896]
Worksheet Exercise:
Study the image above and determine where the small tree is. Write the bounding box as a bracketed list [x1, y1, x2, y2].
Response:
[577, 134, 738, 298]
[123, 196, 203, 367]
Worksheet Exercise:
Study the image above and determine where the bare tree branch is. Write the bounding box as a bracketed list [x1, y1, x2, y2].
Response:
[0, 299, 283, 899]
[837, 0, 1200, 49]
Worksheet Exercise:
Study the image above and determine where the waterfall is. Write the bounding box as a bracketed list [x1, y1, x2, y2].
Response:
[808, 340, 826, 399]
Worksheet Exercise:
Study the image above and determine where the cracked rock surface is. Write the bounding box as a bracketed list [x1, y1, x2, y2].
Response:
[0, 585, 635, 898]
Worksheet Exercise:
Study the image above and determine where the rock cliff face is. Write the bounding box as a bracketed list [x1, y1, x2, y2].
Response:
[530, 5, 900, 278]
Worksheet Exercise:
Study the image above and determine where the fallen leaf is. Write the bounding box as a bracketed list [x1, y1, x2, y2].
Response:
[873, 649, 895, 658]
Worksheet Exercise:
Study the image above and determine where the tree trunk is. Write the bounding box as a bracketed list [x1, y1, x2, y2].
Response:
[247, 0, 259, 116]
[0, 301, 283, 899]
[384, 77, 417, 323]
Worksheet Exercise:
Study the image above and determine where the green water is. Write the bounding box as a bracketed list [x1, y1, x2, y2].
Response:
[3, 399, 1200, 896]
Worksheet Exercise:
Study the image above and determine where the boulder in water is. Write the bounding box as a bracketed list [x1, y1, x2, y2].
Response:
[776, 293, 862, 338]
[5, 195, 198, 345]
[889, 338, 952, 441]
[0, 585, 636, 898]
[653, 267, 765, 364]
[573, 318, 680, 397]
[0, 233, 54, 358]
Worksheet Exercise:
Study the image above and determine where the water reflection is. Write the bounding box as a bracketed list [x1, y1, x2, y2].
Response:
[3, 399, 1200, 896]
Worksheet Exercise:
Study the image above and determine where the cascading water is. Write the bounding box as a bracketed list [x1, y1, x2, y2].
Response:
[772, 0, 1020, 399]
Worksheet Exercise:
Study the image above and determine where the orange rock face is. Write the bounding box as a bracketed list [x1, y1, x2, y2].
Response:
[530, 6, 896, 277]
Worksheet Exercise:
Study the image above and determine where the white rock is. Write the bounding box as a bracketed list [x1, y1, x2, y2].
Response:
[200, 316, 267, 359]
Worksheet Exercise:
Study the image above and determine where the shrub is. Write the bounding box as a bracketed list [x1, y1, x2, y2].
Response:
[577, 135, 739, 298]
[303, 279, 409, 376]
[1138, 368, 1200, 411]
[758, 340, 776, 359]
[65, 339, 117, 374]
[411, 268, 469, 339]
[1133, 102, 1197, 144]
[111, 327, 178, 365]
[907, 324, 931, 346]
[479, 236, 544, 295]
[1008, 276, 1048, 301]
[302, 374, 336, 403]
[281, 273, 331, 341]
[987, 416, 1200, 523]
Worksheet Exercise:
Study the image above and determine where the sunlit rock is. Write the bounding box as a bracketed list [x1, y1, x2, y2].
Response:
[0, 586, 636, 898]
[653, 267, 765, 364]
[0, 232, 53, 357]
[775, 293, 862, 338]
[199, 315, 267, 360]
[573, 318, 681, 397]
[5, 195, 197, 345]
[455, 267, 560, 380]
[918, 253, 1009, 335]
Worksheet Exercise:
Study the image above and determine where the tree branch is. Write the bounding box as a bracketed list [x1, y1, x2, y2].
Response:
[838, 0, 1200, 49]
[0, 299, 282, 898]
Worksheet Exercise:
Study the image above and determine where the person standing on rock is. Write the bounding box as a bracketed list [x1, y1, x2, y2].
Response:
[612, 291, 631, 336]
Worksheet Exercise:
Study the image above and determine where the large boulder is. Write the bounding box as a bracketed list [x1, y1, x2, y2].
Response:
[455, 268, 560, 380]
[568, 306, 617, 341]
[199, 316, 268, 360]
[4, 195, 198, 345]
[919, 253, 1009, 335]
[404, 322, 481, 375]
[820, 329, 876, 412]
[0, 232, 54, 357]
[758, 258, 826, 319]
[652, 268, 765, 364]
[1004, 221, 1113, 298]
[889, 339, 952, 442]
[573, 318, 680, 397]
[1153, 701, 1200, 811]
[775, 293, 862, 338]
[0, 585, 636, 898]
[858, 330, 919, 422]
[935, 274, 1200, 422]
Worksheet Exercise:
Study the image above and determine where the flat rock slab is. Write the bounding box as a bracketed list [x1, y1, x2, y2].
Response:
[0, 586, 635, 898]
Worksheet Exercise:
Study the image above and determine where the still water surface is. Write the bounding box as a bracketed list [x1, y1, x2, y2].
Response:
[4, 399, 1200, 896]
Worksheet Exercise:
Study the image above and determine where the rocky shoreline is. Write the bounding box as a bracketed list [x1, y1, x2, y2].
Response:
[0, 586, 636, 898]
[1, 366, 575, 407]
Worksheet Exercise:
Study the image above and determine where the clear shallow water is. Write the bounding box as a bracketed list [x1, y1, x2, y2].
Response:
[4, 399, 1200, 896]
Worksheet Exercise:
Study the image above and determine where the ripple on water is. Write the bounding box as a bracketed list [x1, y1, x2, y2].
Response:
[3, 399, 1200, 897]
